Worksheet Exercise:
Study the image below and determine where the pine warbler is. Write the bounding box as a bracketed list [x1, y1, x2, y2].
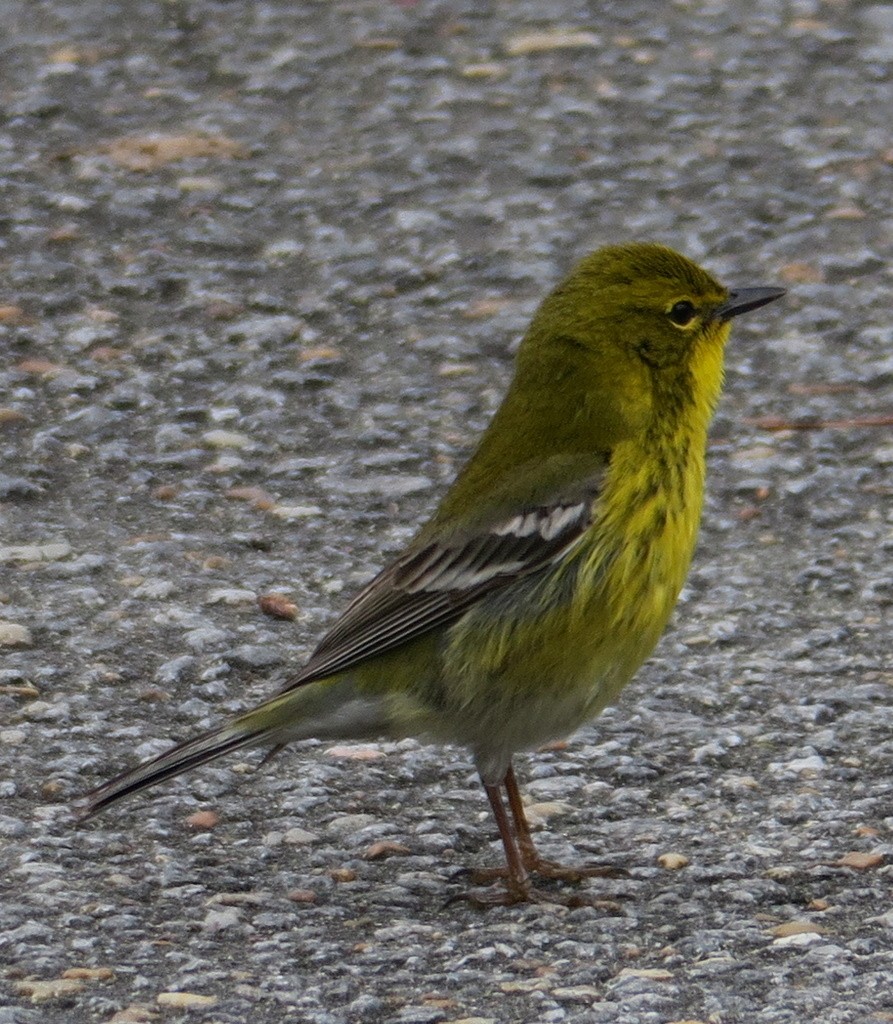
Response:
[79, 243, 784, 905]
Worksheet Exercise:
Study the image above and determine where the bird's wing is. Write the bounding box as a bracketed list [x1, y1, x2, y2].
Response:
[280, 478, 604, 692]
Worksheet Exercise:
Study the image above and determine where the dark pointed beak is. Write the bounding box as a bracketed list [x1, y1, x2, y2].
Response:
[715, 286, 786, 320]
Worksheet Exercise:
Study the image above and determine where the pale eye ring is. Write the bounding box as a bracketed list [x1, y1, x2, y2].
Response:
[667, 299, 697, 327]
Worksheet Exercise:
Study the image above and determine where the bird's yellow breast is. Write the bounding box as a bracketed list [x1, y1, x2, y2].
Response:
[579, 424, 707, 653]
[433, 419, 709, 764]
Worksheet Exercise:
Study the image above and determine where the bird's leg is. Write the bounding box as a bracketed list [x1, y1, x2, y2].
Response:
[502, 764, 543, 868]
[451, 764, 627, 907]
[503, 765, 627, 882]
[484, 777, 534, 899]
[449, 774, 535, 906]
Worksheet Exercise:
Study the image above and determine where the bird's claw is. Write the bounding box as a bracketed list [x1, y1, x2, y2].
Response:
[523, 856, 630, 882]
[463, 857, 628, 886]
[445, 883, 627, 910]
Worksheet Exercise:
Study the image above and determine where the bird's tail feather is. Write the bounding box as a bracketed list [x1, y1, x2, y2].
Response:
[75, 676, 391, 821]
[75, 720, 268, 820]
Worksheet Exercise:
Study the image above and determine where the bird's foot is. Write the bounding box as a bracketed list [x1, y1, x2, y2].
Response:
[445, 881, 540, 908]
[522, 856, 629, 883]
[446, 880, 625, 910]
[465, 857, 628, 886]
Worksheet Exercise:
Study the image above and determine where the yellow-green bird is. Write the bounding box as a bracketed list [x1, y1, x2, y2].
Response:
[78, 243, 784, 905]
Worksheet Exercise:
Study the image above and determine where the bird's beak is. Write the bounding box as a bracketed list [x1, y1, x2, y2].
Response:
[715, 287, 786, 320]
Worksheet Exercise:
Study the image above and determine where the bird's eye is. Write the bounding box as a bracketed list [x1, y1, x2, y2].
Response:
[667, 300, 697, 327]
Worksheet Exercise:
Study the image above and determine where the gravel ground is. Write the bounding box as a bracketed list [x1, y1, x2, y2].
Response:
[1, 2, 891, 1022]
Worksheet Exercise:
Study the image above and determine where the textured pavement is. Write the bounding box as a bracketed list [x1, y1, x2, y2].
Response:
[1, 2, 891, 1022]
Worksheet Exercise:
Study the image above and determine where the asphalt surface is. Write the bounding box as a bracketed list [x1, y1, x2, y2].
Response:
[1, 2, 891, 1023]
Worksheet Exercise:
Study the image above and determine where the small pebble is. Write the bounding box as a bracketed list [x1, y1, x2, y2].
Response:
[156, 992, 218, 1008]
[0, 623, 32, 647]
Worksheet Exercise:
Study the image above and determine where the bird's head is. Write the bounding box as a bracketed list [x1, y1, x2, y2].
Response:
[531, 242, 783, 369]
[517, 242, 784, 438]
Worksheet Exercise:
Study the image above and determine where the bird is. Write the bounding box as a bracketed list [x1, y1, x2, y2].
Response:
[77, 242, 784, 905]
